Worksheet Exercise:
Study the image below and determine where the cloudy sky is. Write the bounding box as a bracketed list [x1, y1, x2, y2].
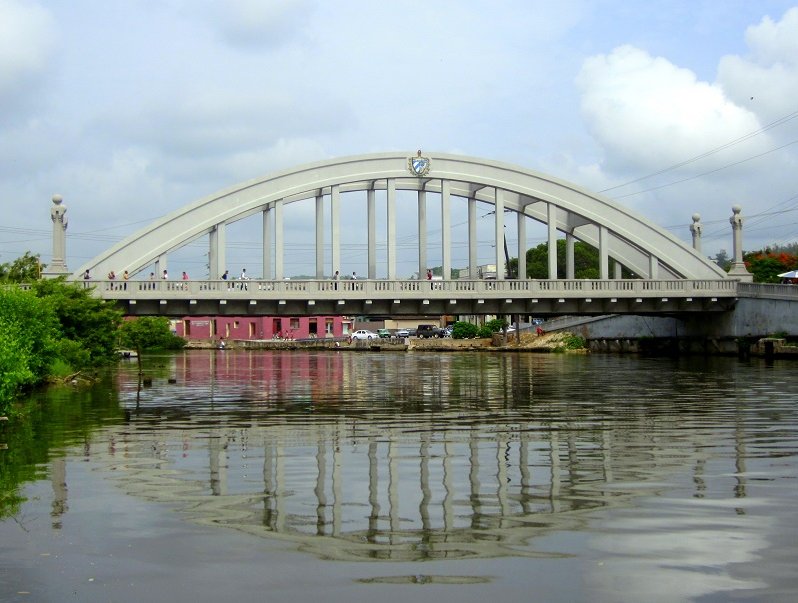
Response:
[2, 0, 798, 278]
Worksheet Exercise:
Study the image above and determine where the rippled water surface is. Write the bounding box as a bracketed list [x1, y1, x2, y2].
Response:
[2, 350, 798, 602]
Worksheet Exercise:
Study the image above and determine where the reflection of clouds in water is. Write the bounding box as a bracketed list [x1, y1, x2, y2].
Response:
[584, 505, 771, 602]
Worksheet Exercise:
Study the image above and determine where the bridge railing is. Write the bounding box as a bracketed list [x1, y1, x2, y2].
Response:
[736, 282, 798, 300]
[81, 277, 739, 299]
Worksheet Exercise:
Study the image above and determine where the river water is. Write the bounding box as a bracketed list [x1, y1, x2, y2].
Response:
[1, 350, 797, 602]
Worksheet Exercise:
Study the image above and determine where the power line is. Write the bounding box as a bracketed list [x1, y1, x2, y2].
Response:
[600, 109, 798, 194]
[613, 138, 798, 199]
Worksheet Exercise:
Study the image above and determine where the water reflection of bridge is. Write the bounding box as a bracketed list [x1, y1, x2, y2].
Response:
[59, 351, 747, 561]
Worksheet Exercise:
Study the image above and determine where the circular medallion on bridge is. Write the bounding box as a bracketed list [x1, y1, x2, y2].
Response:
[408, 150, 430, 177]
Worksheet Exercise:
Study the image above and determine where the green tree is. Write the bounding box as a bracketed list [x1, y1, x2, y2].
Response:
[523, 239, 630, 279]
[118, 316, 185, 377]
[451, 321, 479, 339]
[743, 250, 798, 283]
[713, 249, 731, 271]
[31, 278, 123, 365]
[0, 251, 43, 283]
[0, 288, 60, 407]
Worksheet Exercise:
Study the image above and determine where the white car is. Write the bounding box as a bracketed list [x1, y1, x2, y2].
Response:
[350, 329, 379, 341]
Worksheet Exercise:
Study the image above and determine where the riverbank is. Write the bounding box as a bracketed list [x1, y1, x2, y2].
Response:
[183, 331, 586, 353]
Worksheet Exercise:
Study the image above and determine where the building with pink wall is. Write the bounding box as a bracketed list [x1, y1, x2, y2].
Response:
[174, 315, 353, 341]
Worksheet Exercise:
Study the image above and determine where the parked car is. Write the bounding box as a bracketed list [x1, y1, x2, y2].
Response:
[351, 329, 379, 341]
[377, 328, 393, 338]
[417, 324, 444, 338]
[395, 328, 410, 338]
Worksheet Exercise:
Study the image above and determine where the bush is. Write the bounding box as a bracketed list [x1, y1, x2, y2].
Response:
[552, 334, 587, 353]
[31, 278, 123, 365]
[0, 288, 60, 407]
[51, 338, 91, 372]
[477, 325, 494, 337]
[483, 318, 508, 333]
[451, 321, 479, 339]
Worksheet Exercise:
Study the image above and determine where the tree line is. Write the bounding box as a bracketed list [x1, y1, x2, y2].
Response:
[1, 253, 184, 414]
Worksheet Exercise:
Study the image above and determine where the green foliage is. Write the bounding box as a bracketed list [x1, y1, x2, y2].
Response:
[713, 249, 731, 271]
[742, 250, 798, 283]
[484, 318, 508, 333]
[477, 325, 494, 337]
[1, 270, 125, 408]
[552, 334, 587, 353]
[51, 338, 91, 371]
[0, 287, 60, 407]
[0, 251, 43, 283]
[451, 321, 479, 339]
[525, 239, 635, 279]
[119, 316, 185, 353]
[31, 278, 123, 365]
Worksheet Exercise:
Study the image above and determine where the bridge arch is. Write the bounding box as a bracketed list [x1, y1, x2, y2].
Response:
[73, 152, 726, 281]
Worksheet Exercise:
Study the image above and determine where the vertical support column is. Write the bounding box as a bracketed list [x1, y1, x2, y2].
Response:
[649, 255, 659, 279]
[690, 213, 703, 254]
[47, 194, 68, 276]
[418, 190, 427, 279]
[315, 193, 324, 279]
[614, 260, 622, 279]
[441, 180, 452, 279]
[386, 179, 396, 279]
[209, 223, 226, 279]
[331, 186, 340, 276]
[368, 188, 377, 279]
[599, 225, 609, 280]
[274, 199, 284, 280]
[565, 232, 575, 280]
[468, 196, 478, 278]
[517, 209, 527, 279]
[728, 205, 753, 281]
[495, 188, 505, 280]
[547, 202, 558, 279]
[262, 208, 272, 280]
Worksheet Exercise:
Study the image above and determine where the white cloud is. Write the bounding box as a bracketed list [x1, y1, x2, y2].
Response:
[576, 45, 762, 174]
[717, 7, 798, 126]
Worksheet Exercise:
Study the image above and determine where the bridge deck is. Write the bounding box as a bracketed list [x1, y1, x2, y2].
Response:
[88, 278, 739, 317]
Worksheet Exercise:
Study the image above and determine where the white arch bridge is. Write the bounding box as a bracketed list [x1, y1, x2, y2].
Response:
[73, 152, 738, 317]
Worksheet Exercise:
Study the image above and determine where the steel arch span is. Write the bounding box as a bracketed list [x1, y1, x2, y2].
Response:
[73, 152, 726, 281]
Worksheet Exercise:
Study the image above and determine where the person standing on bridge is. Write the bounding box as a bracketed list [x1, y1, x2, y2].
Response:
[162, 269, 168, 280]
[239, 268, 249, 291]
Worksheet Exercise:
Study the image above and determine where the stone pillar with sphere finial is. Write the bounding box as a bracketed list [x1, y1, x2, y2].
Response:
[727, 205, 753, 281]
[689, 213, 702, 254]
[43, 194, 69, 278]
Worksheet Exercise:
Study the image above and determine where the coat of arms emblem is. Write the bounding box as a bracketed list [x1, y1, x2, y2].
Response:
[408, 150, 430, 177]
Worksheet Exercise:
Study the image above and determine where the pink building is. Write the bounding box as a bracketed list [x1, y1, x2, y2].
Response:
[174, 315, 353, 341]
